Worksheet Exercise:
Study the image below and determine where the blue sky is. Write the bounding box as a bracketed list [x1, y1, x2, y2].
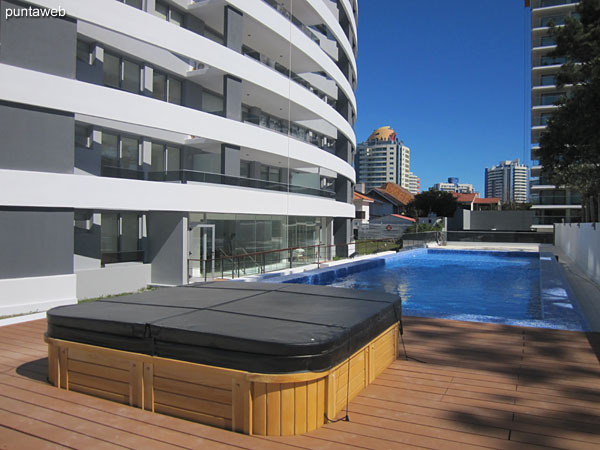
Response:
[355, 0, 531, 194]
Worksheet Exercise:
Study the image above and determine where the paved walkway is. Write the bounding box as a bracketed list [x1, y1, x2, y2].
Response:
[1, 318, 600, 449]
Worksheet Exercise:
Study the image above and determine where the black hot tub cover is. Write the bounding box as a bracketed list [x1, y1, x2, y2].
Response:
[47, 281, 402, 373]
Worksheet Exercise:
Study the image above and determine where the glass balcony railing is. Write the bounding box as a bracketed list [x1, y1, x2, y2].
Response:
[242, 46, 337, 109]
[242, 110, 336, 154]
[539, 55, 567, 66]
[261, 0, 320, 45]
[534, 92, 566, 106]
[102, 166, 337, 199]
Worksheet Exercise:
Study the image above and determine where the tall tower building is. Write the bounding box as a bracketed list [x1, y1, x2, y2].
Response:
[355, 126, 411, 192]
[0, 0, 358, 315]
[485, 159, 529, 203]
[527, 0, 582, 230]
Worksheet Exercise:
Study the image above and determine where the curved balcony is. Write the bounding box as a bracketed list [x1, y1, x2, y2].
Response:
[30, 0, 356, 144]
[0, 63, 355, 182]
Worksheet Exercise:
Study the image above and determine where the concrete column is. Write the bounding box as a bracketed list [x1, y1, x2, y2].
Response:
[221, 144, 240, 177]
[224, 6, 243, 53]
[141, 139, 152, 179]
[147, 212, 188, 285]
[143, 64, 153, 96]
[223, 75, 242, 121]
[145, 0, 156, 14]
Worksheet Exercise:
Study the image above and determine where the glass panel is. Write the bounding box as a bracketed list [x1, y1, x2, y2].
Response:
[124, 0, 143, 9]
[77, 41, 90, 63]
[540, 36, 556, 46]
[120, 214, 140, 252]
[204, 27, 224, 45]
[102, 53, 120, 88]
[170, 8, 184, 27]
[166, 146, 180, 171]
[101, 213, 119, 253]
[202, 90, 224, 115]
[75, 125, 90, 148]
[240, 161, 250, 178]
[168, 78, 182, 105]
[268, 167, 280, 182]
[122, 59, 140, 93]
[151, 143, 165, 172]
[120, 137, 139, 170]
[101, 133, 119, 168]
[152, 71, 166, 101]
[540, 74, 556, 86]
[155, 1, 168, 20]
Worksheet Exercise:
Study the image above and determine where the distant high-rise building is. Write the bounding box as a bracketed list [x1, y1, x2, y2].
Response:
[527, 0, 582, 230]
[485, 159, 529, 203]
[408, 172, 420, 195]
[355, 126, 411, 191]
[433, 178, 474, 194]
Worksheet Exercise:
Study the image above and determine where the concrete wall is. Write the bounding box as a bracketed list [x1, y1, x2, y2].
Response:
[147, 212, 188, 285]
[76, 263, 151, 299]
[555, 223, 600, 285]
[0, 0, 76, 78]
[0, 102, 74, 173]
[449, 210, 534, 231]
[0, 208, 74, 279]
[0, 274, 77, 316]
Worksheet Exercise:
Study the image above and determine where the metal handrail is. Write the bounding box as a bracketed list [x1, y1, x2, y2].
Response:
[188, 235, 439, 282]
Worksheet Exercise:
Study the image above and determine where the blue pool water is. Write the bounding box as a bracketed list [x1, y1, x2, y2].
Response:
[328, 250, 541, 321]
[267, 249, 589, 330]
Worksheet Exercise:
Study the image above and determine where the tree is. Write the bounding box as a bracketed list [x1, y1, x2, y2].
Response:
[539, 0, 600, 221]
[408, 190, 458, 218]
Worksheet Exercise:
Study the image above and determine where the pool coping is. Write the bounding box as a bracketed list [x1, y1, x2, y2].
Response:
[244, 247, 591, 332]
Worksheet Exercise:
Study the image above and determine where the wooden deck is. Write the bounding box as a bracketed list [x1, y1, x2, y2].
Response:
[1, 317, 599, 449]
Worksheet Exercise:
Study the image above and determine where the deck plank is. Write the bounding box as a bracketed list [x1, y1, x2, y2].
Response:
[0, 317, 599, 450]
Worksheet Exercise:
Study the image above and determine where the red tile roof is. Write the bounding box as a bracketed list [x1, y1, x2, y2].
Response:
[474, 197, 501, 204]
[354, 192, 375, 202]
[375, 183, 414, 206]
[452, 192, 478, 203]
[391, 214, 416, 222]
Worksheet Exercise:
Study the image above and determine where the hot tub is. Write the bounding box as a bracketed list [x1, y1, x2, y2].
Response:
[46, 282, 402, 436]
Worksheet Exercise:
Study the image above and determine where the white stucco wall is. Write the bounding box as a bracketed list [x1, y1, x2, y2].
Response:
[76, 263, 152, 300]
[555, 223, 600, 285]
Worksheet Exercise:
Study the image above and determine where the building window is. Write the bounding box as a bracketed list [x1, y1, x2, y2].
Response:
[101, 133, 142, 179]
[77, 40, 91, 64]
[202, 89, 224, 116]
[152, 70, 182, 105]
[101, 212, 143, 265]
[150, 143, 181, 179]
[74, 211, 93, 231]
[155, 1, 184, 26]
[204, 26, 224, 45]
[540, 74, 556, 86]
[540, 35, 556, 47]
[102, 52, 141, 94]
[75, 124, 92, 148]
[117, 0, 143, 10]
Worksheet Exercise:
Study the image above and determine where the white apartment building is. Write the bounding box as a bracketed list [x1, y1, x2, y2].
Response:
[408, 172, 420, 195]
[528, 0, 582, 230]
[0, 0, 358, 316]
[433, 178, 474, 194]
[485, 159, 529, 203]
[355, 126, 411, 192]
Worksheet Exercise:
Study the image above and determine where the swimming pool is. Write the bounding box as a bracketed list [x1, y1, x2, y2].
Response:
[261, 248, 589, 331]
